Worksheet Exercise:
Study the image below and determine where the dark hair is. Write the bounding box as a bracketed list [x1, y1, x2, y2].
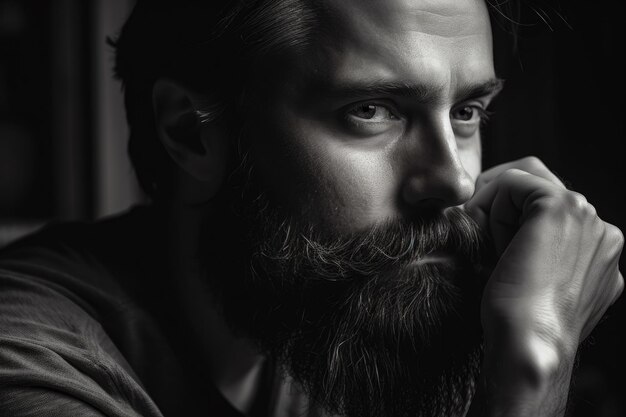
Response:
[110, 0, 325, 200]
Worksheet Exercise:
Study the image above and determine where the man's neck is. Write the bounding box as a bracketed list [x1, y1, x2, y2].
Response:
[165, 201, 266, 414]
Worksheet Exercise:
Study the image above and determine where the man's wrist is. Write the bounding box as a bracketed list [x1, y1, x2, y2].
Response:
[480, 326, 575, 417]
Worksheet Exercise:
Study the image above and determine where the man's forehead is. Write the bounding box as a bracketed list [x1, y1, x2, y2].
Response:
[327, 0, 491, 39]
[287, 0, 494, 103]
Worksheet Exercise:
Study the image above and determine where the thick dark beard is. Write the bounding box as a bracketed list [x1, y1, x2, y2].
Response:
[201, 162, 490, 417]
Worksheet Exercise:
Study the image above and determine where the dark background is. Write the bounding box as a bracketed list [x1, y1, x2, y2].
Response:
[0, 0, 140, 244]
[0, 1, 624, 415]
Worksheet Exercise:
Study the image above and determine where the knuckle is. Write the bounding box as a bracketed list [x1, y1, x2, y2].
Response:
[476, 175, 488, 188]
[616, 275, 624, 298]
[532, 195, 562, 213]
[584, 201, 598, 218]
[521, 155, 544, 170]
[606, 224, 625, 248]
[536, 191, 597, 219]
[599, 224, 624, 263]
[528, 196, 574, 220]
[563, 191, 591, 213]
[500, 168, 526, 183]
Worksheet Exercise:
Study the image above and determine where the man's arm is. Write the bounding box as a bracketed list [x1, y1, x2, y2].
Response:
[466, 157, 624, 417]
[0, 389, 108, 417]
[0, 269, 163, 417]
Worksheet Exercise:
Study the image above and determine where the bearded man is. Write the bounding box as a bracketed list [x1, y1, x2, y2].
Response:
[0, 0, 623, 416]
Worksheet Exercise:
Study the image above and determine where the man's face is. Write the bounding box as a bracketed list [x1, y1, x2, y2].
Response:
[208, 1, 498, 416]
[250, 0, 497, 233]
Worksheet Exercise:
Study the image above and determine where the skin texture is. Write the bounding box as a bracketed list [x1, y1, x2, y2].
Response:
[153, 0, 624, 415]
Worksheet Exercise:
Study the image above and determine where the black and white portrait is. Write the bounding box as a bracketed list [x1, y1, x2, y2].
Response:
[0, 1, 624, 416]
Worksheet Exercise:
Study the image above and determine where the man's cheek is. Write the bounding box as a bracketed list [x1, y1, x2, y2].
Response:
[308, 147, 400, 231]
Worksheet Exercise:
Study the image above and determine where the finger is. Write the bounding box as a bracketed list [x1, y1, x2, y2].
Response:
[466, 168, 560, 227]
[476, 156, 566, 192]
[466, 169, 563, 254]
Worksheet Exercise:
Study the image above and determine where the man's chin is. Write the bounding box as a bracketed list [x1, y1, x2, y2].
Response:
[259, 262, 484, 417]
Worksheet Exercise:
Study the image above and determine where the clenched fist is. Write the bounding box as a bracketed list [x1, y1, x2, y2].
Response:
[466, 157, 624, 417]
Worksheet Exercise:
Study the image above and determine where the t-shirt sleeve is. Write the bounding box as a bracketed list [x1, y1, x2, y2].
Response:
[0, 268, 164, 417]
[0, 388, 108, 417]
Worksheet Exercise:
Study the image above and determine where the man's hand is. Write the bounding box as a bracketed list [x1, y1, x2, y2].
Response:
[465, 157, 624, 417]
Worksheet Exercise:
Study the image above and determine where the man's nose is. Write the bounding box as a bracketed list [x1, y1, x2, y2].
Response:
[400, 117, 475, 210]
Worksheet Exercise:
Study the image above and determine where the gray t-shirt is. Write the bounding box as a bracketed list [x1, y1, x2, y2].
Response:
[0, 207, 257, 416]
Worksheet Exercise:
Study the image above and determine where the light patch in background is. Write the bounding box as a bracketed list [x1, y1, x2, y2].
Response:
[93, 0, 145, 218]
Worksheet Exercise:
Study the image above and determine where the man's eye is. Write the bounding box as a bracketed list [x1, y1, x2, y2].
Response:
[452, 106, 477, 121]
[451, 105, 489, 123]
[450, 104, 491, 137]
[346, 103, 398, 122]
[341, 102, 402, 137]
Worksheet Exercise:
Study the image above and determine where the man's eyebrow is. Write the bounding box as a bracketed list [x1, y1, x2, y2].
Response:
[454, 78, 505, 103]
[318, 80, 446, 105]
[315, 77, 505, 104]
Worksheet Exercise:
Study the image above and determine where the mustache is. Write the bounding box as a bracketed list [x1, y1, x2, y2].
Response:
[253, 206, 488, 282]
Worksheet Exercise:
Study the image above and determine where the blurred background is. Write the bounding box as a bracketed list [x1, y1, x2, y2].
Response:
[0, 0, 140, 247]
[0, 0, 623, 415]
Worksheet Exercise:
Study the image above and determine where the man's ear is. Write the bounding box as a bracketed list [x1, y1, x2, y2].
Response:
[152, 78, 229, 198]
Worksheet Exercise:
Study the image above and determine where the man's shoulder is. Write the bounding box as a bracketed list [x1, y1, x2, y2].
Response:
[0, 268, 164, 416]
[1, 205, 156, 274]
[0, 206, 244, 416]
[0, 206, 169, 416]
[0, 205, 167, 309]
